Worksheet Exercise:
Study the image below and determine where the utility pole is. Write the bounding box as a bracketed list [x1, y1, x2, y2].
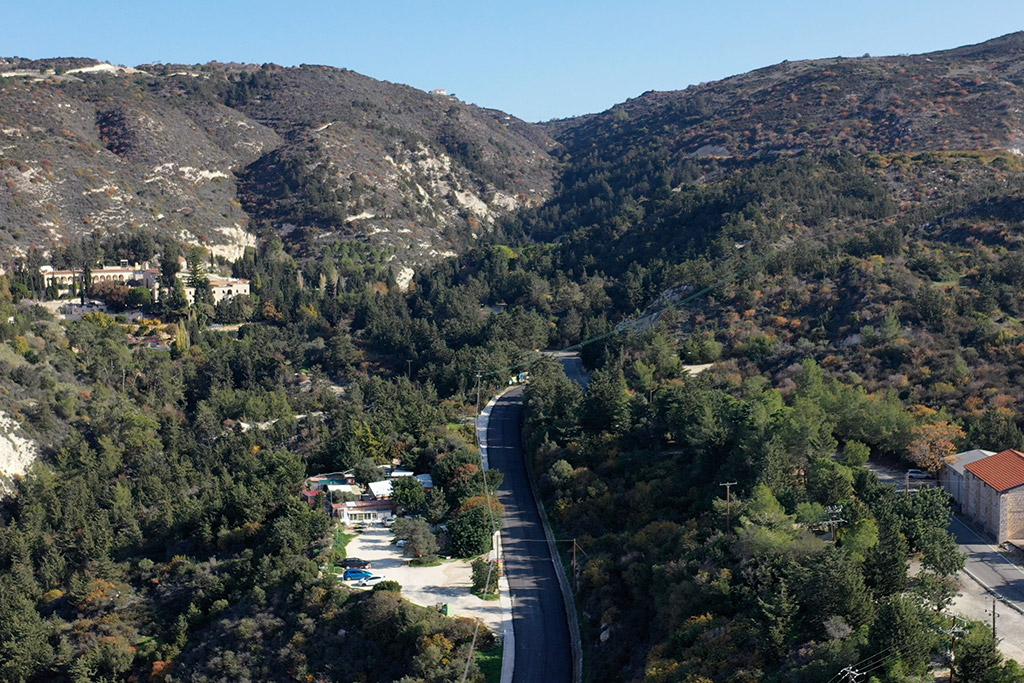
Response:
[475, 371, 482, 414]
[825, 505, 846, 545]
[572, 538, 578, 592]
[720, 482, 737, 530]
[838, 665, 863, 682]
[944, 616, 967, 683]
[986, 596, 999, 639]
[905, 471, 910, 500]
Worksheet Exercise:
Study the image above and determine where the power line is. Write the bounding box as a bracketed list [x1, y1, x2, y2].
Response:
[826, 640, 919, 683]
[848, 642, 918, 681]
[942, 617, 967, 683]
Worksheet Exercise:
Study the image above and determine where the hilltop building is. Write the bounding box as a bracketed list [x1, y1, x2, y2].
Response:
[40, 259, 249, 306]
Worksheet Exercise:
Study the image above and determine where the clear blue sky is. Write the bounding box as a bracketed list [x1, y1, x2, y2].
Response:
[4, 1, 1024, 122]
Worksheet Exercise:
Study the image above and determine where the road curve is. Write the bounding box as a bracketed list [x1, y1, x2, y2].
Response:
[546, 350, 591, 390]
[487, 387, 573, 683]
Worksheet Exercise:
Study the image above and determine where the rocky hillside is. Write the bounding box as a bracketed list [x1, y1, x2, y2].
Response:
[507, 34, 1024, 254]
[0, 58, 556, 269]
[483, 33, 1024, 420]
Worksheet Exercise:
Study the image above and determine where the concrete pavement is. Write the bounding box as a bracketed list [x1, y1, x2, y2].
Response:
[342, 527, 503, 631]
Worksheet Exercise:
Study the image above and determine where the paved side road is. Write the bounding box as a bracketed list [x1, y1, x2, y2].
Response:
[488, 387, 573, 683]
[546, 350, 590, 389]
[952, 565, 1024, 663]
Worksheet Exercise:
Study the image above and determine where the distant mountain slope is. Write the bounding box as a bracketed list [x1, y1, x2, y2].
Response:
[0, 58, 556, 267]
[551, 32, 1024, 161]
[511, 33, 1024, 258]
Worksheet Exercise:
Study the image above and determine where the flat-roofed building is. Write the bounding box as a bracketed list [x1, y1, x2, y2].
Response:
[181, 276, 250, 304]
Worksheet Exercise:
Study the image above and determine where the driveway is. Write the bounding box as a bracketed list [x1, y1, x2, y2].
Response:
[342, 526, 502, 634]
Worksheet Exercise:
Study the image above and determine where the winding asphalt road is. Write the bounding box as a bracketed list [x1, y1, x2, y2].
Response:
[487, 386, 573, 683]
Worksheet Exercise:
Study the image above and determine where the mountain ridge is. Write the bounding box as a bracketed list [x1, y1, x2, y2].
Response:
[0, 58, 556, 270]
[6, 32, 1024, 270]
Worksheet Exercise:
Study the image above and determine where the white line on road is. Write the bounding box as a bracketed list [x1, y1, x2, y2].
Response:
[952, 516, 1024, 579]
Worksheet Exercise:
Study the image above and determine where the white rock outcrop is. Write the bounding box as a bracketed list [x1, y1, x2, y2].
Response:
[0, 411, 38, 494]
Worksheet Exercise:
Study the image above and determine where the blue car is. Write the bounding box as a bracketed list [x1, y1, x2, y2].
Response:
[343, 568, 374, 581]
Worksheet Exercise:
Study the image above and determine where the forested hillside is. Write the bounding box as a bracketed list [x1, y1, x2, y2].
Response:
[0, 231, 523, 681]
[495, 34, 1024, 438]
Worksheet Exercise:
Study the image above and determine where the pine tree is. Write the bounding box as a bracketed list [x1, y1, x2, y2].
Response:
[864, 514, 908, 598]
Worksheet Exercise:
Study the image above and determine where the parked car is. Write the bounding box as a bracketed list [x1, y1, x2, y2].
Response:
[907, 469, 934, 479]
[342, 568, 374, 581]
[395, 539, 408, 548]
[357, 575, 386, 587]
[341, 557, 371, 569]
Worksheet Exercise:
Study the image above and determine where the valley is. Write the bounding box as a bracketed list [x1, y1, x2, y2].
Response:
[6, 31, 1024, 682]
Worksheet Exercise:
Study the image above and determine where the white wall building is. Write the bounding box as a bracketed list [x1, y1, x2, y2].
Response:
[40, 262, 159, 296]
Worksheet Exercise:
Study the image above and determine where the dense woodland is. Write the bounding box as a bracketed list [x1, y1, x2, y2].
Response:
[8, 33, 1024, 683]
[0, 231, 525, 682]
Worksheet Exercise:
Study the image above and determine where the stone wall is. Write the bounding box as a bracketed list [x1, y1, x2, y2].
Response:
[999, 485, 1024, 543]
[963, 470, 1001, 541]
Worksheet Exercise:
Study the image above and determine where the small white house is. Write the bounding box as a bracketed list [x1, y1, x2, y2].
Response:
[330, 500, 396, 525]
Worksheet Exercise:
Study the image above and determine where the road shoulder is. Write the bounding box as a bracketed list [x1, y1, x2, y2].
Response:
[478, 388, 516, 683]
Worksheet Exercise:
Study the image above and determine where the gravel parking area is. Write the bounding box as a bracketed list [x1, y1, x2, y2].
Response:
[342, 526, 502, 634]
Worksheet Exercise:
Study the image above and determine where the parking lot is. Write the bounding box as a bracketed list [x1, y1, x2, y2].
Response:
[864, 461, 935, 494]
[341, 525, 502, 634]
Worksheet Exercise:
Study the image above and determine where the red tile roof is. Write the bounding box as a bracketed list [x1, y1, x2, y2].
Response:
[965, 449, 1024, 492]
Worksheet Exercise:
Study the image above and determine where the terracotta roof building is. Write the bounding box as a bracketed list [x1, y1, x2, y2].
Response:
[960, 449, 1024, 544]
